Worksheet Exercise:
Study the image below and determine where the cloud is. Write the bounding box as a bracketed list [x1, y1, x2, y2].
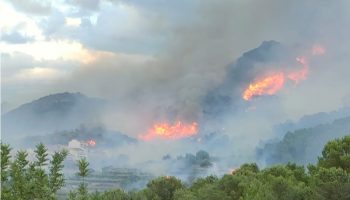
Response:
[0, 2, 43, 40]
[0, 39, 99, 61]
[14, 67, 65, 80]
[57, 1, 166, 54]
[65, 17, 82, 26]
[39, 10, 66, 37]
[6, 0, 52, 16]
[1, 31, 34, 44]
[65, 0, 101, 11]
[1, 52, 78, 107]
[27, 1, 197, 55]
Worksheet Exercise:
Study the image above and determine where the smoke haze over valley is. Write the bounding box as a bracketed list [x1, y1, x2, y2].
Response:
[1, 0, 350, 192]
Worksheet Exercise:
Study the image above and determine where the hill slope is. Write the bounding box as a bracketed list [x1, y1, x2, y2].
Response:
[258, 116, 350, 166]
[1, 92, 105, 141]
[22, 125, 136, 148]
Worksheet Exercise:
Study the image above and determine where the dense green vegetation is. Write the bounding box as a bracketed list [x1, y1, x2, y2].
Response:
[1, 136, 350, 200]
[1, 143, 68, 199]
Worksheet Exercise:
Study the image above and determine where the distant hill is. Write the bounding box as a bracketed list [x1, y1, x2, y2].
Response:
[272, 106, 350, 139]
[21, 125, 136, 148]
[1, 92, 105, 141]
[258, 116, 350, 166]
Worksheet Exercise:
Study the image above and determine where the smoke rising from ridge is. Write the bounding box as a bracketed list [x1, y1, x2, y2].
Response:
[2, 0, 350, 177]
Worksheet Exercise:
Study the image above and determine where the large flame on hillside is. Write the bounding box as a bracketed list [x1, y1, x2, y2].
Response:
[242, 45, 325, 101]
[242, 73, 285, 101]
[139, 121, 198, 141]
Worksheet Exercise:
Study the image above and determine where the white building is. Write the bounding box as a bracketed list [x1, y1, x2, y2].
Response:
[68, 139, 87, 160]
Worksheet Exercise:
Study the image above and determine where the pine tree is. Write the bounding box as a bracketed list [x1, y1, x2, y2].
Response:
[2, 143, 68, 200]
[33, 143, 50, 199]
[1, 143, 12, 199]
[10, 151, 30, 199]
[49, 149, 68, 198]
[76, 158, 90, 200]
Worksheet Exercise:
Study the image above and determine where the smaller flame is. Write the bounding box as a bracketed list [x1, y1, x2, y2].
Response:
[86, 139, 96, 147]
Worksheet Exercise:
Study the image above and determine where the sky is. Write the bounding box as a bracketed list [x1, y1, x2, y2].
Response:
[1, 0, 350, 118]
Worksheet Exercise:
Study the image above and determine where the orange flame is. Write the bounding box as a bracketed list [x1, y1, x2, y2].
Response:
[86, 139, 96, 147]
[139, 121, 198, 141]
[242, 45, 325, 101]
[242, 73, 285, 101]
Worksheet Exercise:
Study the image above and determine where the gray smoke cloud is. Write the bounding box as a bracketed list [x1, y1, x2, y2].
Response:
[40, 1, 349, 164]
[50, 0, 349, 132]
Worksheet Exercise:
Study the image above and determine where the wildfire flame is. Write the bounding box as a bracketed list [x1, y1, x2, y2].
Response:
[85, 139, 96, 147]
[242, 45, 325, 101]
[139, 121, 198, 141]
[242, 73, 285, 101]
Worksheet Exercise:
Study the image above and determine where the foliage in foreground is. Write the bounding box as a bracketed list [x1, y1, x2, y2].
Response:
[1, 135, 350, 200]
[1, 143, 68, 200]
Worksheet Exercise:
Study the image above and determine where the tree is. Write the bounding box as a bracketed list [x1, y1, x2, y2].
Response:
[242, 164, 312, 200]
[217, 174, 248, 200]
[234, 163, 259, 177]
[318, 135, 350, 172]
[1, 143, 12, 199]
[10, 150, 30, 199]
[308, 166, 350, 200]
[32, 143, 50, 199]
[89, 188, 129, 200]
[196, 150, 210, 161]
[128, 190, 149, 200]
[146, 176, 184, 200]
[196, 184, 230, 200]
[69, 158, 90, 200]
[173, 189, 196, 200]
[190, 175, 218, 192]
[1, 143, 68, 200]
[49, 150, 68, 197]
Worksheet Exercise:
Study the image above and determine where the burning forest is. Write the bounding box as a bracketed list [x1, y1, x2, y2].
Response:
[1, 0, 350, 199]
[139, 121, 198, 141]
[242, 44, 325, 101]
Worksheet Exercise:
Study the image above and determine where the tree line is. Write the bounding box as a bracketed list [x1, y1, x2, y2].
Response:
[1, 135, 350, 200]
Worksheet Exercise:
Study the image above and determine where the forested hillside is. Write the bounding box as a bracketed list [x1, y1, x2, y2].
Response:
[258, 116, 350, 166]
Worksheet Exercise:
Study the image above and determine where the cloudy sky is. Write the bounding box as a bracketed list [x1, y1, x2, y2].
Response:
[1, 0, 350, 117]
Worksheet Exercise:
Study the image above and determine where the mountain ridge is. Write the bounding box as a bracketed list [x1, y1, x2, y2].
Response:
[1, 92, 106, 141]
